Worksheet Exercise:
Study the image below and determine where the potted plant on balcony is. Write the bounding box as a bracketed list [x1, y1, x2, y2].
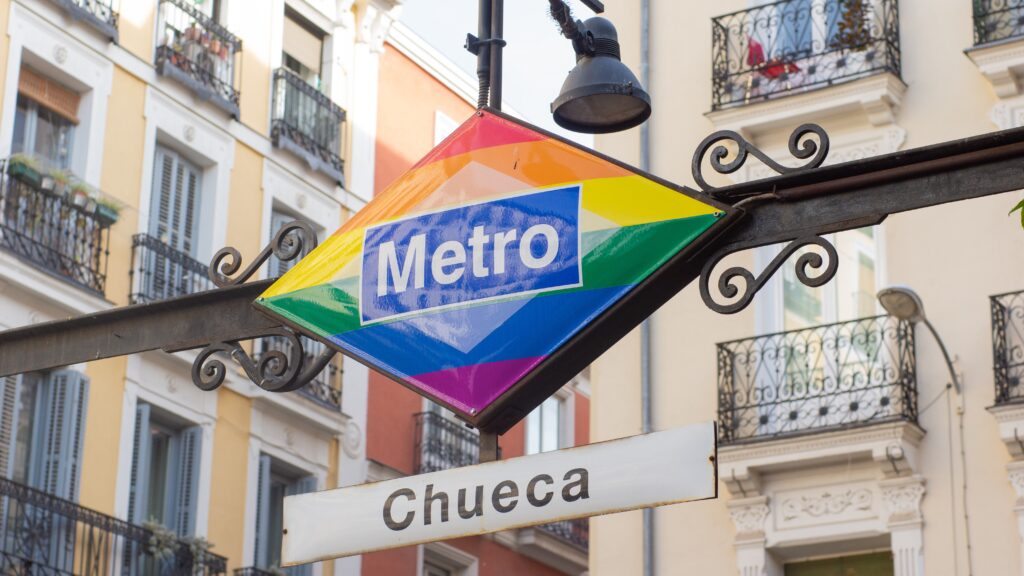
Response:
[95, 195, 121, 226]
[50, 169, 72, 198]
[70, 181, 91, 208]
[143, 521, 178, 563]
[7, 154, 42, 186]
[828, 0, 875, 73]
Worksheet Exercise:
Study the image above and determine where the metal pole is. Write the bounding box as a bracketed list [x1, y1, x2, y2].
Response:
[639, 0, 654, 574]
[479, 431, 500, 462]
[476, 0, 492, 108]
[488, 0, 504, 110]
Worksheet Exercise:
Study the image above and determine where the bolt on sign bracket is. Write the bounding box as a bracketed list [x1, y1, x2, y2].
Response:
[253, 108, 738, 434]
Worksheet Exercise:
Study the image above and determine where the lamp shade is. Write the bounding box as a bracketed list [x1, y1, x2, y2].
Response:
[551, 17, 651, 134]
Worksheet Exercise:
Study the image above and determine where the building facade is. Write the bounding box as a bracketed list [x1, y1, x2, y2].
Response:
[588, 0, 1024, 575]
[0, 0, 403, 575]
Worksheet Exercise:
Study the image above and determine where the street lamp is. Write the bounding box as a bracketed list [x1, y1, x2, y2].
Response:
[547, 0, 651, 134]
[550, 15, 652, 134]
[877, 286, 962, 393]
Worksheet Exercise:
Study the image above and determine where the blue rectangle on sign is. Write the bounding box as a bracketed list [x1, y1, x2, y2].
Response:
[361, 185, 582, 324]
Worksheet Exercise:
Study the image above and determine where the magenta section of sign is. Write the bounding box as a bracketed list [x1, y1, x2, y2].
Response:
[407, 356, 547, 414]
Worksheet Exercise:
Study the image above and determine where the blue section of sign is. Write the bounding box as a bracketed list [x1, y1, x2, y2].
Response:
[361, 186, 581, 324]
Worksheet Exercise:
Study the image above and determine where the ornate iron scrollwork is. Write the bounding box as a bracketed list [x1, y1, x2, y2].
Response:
[209, 220, 318, 287]
[191, 328, 337, 393]
[191, 220, 335, 394]
[691, 124, 830, 194]
[700, 235, 838, 315]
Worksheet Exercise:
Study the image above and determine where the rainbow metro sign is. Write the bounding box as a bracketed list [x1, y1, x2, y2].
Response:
[256, 109, 735, 433]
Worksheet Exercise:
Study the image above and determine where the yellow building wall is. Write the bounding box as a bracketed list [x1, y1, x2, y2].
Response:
[208, 388, 253, 569]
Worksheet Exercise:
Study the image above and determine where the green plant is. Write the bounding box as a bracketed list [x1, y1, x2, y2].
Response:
[9, 153, 40, 170]
[50, 169, 72, 185]
[1012, 198, 1024, 229]
[143, 520, 179, 562]
[182, 535, 215, 575]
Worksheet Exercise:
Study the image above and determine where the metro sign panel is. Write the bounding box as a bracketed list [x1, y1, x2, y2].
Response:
[256, 109, 732, 431]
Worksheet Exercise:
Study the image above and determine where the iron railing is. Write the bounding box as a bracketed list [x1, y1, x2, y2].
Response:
[0, 476, 227, 576]
[271, 68, 346, 183]
[257, 336, 342, 411]
[717, 315, 917, 444]
[413, 411, 479, 474]
[50, 0, 119, 41]
[233, 568, 277, 576]
[711, 0, 901, 109]
[974, 0, 1024, 45]
[538, 519, 589, 551]
[156, 0, 241, 116]
[129, 233, 214, 304]
[993, 289, 1024, 404]
[0, 162, 111, 295]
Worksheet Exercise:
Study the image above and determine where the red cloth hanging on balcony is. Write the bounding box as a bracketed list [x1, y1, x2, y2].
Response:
[747, 37, 766, 67]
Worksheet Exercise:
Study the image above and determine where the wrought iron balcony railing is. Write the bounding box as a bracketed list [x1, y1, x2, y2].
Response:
[258, 336, 343, 411]
[272, 68, 346, 184]
[413, 411, 479, 474]
[234, 568, 278, 576]
[129, 233, 214, 304]
[51, 0, 119, 42]
[974, 0, 1024, 45]
[0, 476, 227, 576]
[538, 518, 589, 551]
[711, 0, 901, 109]
[717, 315, 917, 444]
[156, 0, 242, 117]
[0, 161, 111, 295]
[993, 289, 1024, 405]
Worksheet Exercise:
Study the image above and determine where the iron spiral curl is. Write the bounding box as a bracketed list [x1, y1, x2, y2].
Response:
[700, 235, 838, 315]
[691, 124, 830, 195]
[209, 220, 318, 287]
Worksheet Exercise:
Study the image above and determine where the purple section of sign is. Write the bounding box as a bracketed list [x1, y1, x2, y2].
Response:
[406, 356, 547, 414]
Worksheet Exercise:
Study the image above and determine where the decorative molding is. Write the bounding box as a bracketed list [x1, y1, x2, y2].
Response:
[341, 419, 362, 458]
[728, 496, 771, 541]
[881, 477, 926, 525]
[356, 0, 403, 53]
[780, 488, 873, 521]
[706, 72, 906, 136]
[966, 39, 1024, 98]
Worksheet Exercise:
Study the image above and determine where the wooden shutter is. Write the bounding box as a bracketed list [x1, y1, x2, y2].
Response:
[174, 425, 203, 536]
[270, 211, 296, 278]
[0, 374, 23, 479]
[254, 454, 272, 567]
[150, 146, 202, 256]
[30, 369, 89, 501]
[127, 403, 152, 523]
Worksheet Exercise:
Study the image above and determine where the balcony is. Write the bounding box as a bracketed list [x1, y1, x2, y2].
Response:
[711, 0, 900, 110]
[974, 0, 1024, 45]
[717, 315, 918, 444]
[271, 68, 346, 184]
[156, 0, 242, 117]
[0, 476, 227, 576]
[413, 410, 479, 474]
[129, 233, 214, 304]
[993, 289, 1024, 405]
[258, 336, 343, 411]
[50, 0, 119, 42]
[538, 519, 589, 551]
[0, 160, 111, 295]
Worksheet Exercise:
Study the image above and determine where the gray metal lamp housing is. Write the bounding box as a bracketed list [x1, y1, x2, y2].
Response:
[551, 17, 651, 134]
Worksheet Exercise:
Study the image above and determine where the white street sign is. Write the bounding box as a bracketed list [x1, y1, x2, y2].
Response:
[282, 422, 717, 565]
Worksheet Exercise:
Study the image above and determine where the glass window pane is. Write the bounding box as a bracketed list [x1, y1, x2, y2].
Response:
[147, 429, 172, 525]
[32, 105, 74, 170]
[11, 375, 40, 485]
[268, 480, 287, 568]
[526, 408, 540, 455]
[12, 96, 29, 156]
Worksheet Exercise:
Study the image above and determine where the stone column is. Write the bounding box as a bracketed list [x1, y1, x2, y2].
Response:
[881, 476, 926, 576]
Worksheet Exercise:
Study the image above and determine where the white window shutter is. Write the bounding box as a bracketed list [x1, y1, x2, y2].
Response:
[174, 425, 203, 536]
[31, 369, 89, 501]
[127, 403, 152, 523]
[270, 211, 296, 278]
[254, 454, 272, 568]
[0, 374, 24, 479]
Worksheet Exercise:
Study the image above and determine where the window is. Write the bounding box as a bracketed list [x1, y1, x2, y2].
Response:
[127, 403, 203, 536]
[424, 562, 452, 576]
[526, 395, 565, 455]
[150, 146, 202, 257]
[11, 68, 80, 171]
[282, 9, 324, 89]
[193, 0, 221, 21]
[254, 454, 316, 575]
[0, 370, 89, 500]
[269, 209, 300, 278]
[785, 551, 893, 575]
[421, 543, 477, 576]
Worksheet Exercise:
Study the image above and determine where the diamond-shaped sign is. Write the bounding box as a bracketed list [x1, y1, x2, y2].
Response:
[256, 109, 733, 432]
